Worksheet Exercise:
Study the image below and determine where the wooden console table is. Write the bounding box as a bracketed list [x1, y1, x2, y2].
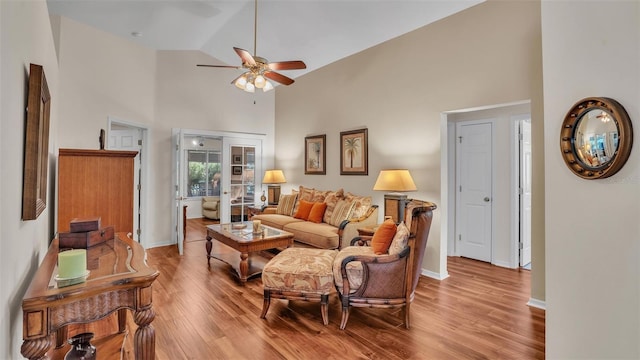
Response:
[21, 233, 159, 359]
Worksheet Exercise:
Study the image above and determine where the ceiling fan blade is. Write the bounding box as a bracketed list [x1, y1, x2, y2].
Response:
[234, 47, 256, 66]
[197, 64, 240, 69]
[264, 71, 295, 86]
[267, 61, 307, 71]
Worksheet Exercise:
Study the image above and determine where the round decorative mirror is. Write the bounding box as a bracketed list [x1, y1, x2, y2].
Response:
[560, 97, 633, 179]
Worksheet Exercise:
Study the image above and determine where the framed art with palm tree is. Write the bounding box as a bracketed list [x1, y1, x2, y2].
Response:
[305, 134, 326, 174]
[340, 128, 368, 175]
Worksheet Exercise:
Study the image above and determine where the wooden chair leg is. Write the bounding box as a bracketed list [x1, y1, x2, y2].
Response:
[404, 302, 410, 329]
[339, 306, 350, 330]
[320, 294, 329, 325]
[260, 289, 271, 319]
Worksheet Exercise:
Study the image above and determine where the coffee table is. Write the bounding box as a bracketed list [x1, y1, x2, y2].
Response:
[206, 222, 294, 284]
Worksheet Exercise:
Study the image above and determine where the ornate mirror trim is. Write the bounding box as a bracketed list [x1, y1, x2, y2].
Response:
[560, 97, 633, 179]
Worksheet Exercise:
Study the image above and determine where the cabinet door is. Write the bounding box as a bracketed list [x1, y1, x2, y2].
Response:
[58, 149, 137, 234]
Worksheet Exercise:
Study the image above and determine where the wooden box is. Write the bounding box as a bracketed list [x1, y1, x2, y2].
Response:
[59, 226, 114, 249]
[70, 217, 101, 233]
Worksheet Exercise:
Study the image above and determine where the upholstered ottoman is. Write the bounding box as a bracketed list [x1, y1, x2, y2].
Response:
[261, 247, 338, 325]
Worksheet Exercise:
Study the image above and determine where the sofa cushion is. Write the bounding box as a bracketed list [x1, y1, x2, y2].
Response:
[371, 219, 397, 254]
[308, 202, 327, 223]
[252, 214, 302, 229]
[327, 199, 355, 227]
[389, 221, 410, 255]
[276, 193, 298, 216]
[292, 186, 315, 214]
[283, 221, 340, 249]
[344, 192, 372, 219]
[293, 200, 314, 220]
[322, 189, 344, 223]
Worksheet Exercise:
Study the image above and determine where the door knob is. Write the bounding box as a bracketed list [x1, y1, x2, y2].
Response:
[484, 197, 491, 202]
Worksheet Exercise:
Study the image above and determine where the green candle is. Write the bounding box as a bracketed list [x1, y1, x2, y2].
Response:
[58, 249, 87, 279]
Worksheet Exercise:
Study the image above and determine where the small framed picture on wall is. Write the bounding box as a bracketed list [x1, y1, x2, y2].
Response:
[232, 166, 242, 175]
[305, 134, 326, 175]
[233, 154, 242, 164]
[340, 128, 368, 175]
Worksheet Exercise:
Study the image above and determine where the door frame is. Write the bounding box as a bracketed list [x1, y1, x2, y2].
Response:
[107, 116, 148, 248]
[170, 128, 265, 254]
[511, 114, 532, 267]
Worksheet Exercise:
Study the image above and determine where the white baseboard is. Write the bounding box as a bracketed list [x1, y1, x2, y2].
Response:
[492, 260, 517, 269]
[421, 268, 449, 281]
[147, 240, 176, 249]
[527, 298, 546, 310]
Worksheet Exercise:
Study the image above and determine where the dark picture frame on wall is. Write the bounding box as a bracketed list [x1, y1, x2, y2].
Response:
[233, 154, 242, 164]
[305, 134, 326, 175]
[232, 166, 243, 175]
[340, 128, 368, 175]
[22, 63, 51, 220]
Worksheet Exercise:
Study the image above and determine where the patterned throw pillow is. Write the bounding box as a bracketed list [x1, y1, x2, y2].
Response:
[344, 192, 372, 219]
[322, 189, 344, 223]
[292, 186, 315, 214]
[371, 219, 397, 255]
[327, 199, 355, 227]
[389, 221, 410, 255]
[308, 202, 327, 223]
[293, 200, 314, 220]
[276, 194, 298, 216]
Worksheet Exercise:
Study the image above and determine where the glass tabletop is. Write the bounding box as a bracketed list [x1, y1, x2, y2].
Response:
[211, 221, 289, 241]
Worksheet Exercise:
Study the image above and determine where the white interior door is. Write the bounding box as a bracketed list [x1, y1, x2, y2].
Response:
[108, 128, 142, 242]
[519, 119, 532, 266]
[171, 129, 187, 255]
[456, 121, 493, 262]
[221, 137, 262, 223]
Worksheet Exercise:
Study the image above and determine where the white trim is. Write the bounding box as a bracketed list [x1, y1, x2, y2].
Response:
[510, 113, 532, 269]
[527, 298, 546, 310]
[492, 260, 514, 269]
[421, 268, 449, 281]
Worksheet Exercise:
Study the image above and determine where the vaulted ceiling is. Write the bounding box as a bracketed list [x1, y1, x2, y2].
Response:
[47, 0, 483, 79]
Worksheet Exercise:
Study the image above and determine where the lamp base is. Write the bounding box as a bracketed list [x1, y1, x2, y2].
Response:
[384, 193, 408, 224]
[267, 185, 281, 205]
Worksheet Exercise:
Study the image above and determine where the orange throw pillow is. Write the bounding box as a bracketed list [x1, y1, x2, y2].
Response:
[308, 202, 327, 223]
[371, 219, 397, 255]
[293, 200, 314, 220]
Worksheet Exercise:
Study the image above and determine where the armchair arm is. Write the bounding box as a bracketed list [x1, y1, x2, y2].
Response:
[338, 205, 379, 249]
[262, 206, 277, 214]
[339, 246, 411, 297]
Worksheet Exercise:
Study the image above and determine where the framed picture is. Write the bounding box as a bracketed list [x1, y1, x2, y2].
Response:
[305, 134, 326, 175]
[340, 128, 368, 175]
[232, 154, 242, 164]
[232, 166, 243, 175]
[22, 64, 51, 220]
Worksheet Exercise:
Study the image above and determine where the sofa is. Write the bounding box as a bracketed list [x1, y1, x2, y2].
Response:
[202, 196, 220, 220]
[252, 186, 378, 249]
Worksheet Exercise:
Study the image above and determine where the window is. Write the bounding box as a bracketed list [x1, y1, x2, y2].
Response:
[187, 150, 221, 197]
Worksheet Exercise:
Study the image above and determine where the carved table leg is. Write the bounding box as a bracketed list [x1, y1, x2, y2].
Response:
[206, 235, 212, 265]
[239, 252, 249, 284]
[21, 334, 52, 360]
[134, 308, 156, 360]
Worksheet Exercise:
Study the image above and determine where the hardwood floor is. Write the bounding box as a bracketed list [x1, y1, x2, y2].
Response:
[120, 218, 545, 359]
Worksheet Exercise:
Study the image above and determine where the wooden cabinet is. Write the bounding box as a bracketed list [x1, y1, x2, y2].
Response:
[58, 149, 137, 234]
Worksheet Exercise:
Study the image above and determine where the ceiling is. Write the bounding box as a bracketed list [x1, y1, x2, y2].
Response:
[47, 0, 483, 79]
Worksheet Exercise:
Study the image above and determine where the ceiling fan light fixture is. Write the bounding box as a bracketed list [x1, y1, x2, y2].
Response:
[262, 80, 273, 92]
[254, 74, 266, 88]
[235, 74, 248, 90]
[244, 82, 255, 93]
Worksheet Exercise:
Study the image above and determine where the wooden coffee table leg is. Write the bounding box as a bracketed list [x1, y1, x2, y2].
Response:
[206, 235, 212, 265]
[239, 252, 249, 284]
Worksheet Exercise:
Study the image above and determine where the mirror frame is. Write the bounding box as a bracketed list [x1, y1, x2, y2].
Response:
[560, 97, 633, 179]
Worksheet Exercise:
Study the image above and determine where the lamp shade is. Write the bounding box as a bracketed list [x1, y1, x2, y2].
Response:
[373, 170, 417, 192]
[262, 170, 286, 184]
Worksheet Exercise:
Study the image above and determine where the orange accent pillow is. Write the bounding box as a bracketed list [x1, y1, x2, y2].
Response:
[371, 219, 397, 255]
[308, 202, 327, 223]
[293, 200, 314, 220]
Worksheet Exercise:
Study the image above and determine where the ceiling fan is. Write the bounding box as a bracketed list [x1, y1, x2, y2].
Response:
[197, 0, 306, 93]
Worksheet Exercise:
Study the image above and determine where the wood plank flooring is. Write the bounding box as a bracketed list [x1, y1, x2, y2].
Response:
[118, 217, 545, 359]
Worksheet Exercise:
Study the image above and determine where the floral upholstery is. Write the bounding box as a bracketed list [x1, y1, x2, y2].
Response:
[262, 248, 338, 294]
[332, 245, 377, 293]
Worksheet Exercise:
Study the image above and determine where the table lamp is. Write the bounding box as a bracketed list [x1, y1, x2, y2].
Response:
[373, 169, 417, 223]
[262, 170, 286, 205]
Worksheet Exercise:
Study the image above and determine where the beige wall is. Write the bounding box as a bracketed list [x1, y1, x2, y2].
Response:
[0, 1, 59, 358]
[275, 0, 544, 286]
[542, 1, 639, 357]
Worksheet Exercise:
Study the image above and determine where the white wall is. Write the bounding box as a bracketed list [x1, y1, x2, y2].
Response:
[542, 1, 639, 357]
[0, 1, 59, 358]
[275, 1, 544, 281]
